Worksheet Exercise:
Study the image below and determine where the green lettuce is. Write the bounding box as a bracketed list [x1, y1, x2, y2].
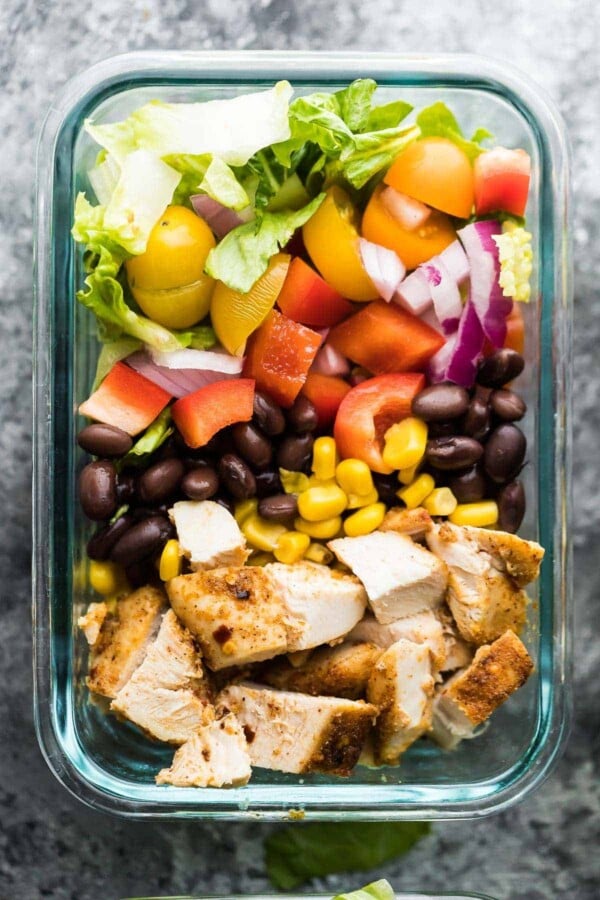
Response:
[205, 194, 325, 293]
[92, 337, 142, 390]
[265, 821, 431, 889]
[120, 407, 173, 468]
[416, 101, 492, 161]
[331, 123, 420, 189]
[335, 880, 396, 900]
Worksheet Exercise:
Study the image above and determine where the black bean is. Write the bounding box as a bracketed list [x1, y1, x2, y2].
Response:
[138, 458, 185, 504]
[232, 422, 273, 470]
[497, 480, 526, 533]
[427, 421, 458, 439]
[255, 469, 283, 498]
[110, 516, 174, 567]
[79, 460, 117, 521]
[87, 514, 134, 561]
[131, 504, 170, 521]
[484, 424, 527, 483]
[125, 559, 159, 589]
[219, 454, 257, 500]
[276, 433, 314, 473]
[214, 495, 235, 515]
[155, 435, 181, 461]
[181, 466, 219, 501]
[462, 386, 492, 441]
[258, 494, 298, 522]
[253, 391, 286, 436]
[77, 424, 133, 458]
[448, 466, 487, 504]
[477, 349, 525, 388]
[182, 455, 213, 471]
[426, 436, 484, 471]
[372, 472, 399, 507]
[411, 383, 470, 422]
[286, 395, 318, 433]
[490, 389, 527, 422]
[115, 472, 137, 504]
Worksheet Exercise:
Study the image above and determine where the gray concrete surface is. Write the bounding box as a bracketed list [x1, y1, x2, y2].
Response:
[1, 0, 598, 897]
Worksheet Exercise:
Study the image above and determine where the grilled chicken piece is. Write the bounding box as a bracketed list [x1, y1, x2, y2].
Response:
[169, 500, 249, 571]
[86, 586, 166, 699]
[328, 531, 447, 624]
[461, 526, 544, 587]
[426, 522, 531, 645]
[167, 566, 289, 670]
[380, 506, 434, 541]
[156, 712, 251, 788]
[78, 601, 109, 648]
[265, 562, 367, 651]
[111, 610, 211, 744]
[260, 642, 382, 699]
[218, 682, 376, 776]
[431, 629, 533, 749]
[349, 610, 446, 671]
[434, 606, 474, 672]
[367, 639, 436, 764]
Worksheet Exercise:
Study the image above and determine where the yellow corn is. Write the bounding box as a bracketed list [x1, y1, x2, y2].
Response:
[397, 473, 435, 509]
[307, 475, 337, 489]
[279, 469, 310, 494]
[297, 483, 347, 522]
[295, 515, 343, 540]
[89, 560, 125, 596]
[346, 487, 379, 509]
[159, 539, 182, 581]
[234, 498, 258, 526]
[274, 531, 311, 564]
[335, 458, 374, 496]
[242, 514, 287, 552]
[382, 417, 428, 471]
[304, 542, 334, 565]
[250, 551, 276, 566]
[423, 487, 458, 517]
[449, 501, 499, 527]
[398, 462, 421, 485]
[311, 436, 338, 481]
[343, 502, 387, 537]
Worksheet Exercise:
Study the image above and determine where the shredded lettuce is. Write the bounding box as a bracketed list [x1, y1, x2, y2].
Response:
[120, 407, 173, 467]
[92, 337, 142, 390]
[331, 122, 420, 189]
[196, 156, 250, 211]
[417, 101, 492, 161]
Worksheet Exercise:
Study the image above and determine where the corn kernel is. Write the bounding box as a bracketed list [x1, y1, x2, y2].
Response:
[346, 487, 379, 509]
[382, 417, 428, 470]
[249, 551, 275, 566]
[423, 487, 458, 517]
[397, 473, 435, 509]
[295, 515, 343, 540]
[398, 462, 421, 485]
[234, 498, 258, 526]
[449, 501, 499, 527]
[159, 539, 182, 581]
[311, 436, 338, 481]
[242, 515, 286, 552]
[335, 458, 374, 496]
[274, 531, 311, 564]
[89, 560, 125, 596]
[343, 502, 386, 537]
[304, 542, 334, 565]
[307, 475, 337, 489]
[297, 483, 348, 522]
[279, 469, 310, 494]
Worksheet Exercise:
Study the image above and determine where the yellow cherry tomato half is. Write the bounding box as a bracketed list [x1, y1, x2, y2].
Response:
[362, 185, 457, 271]
[302, 186, 378, 302]
[211, 253, 291, 356]
[126, 205, 216, 329]
[384, 137, 475, 219]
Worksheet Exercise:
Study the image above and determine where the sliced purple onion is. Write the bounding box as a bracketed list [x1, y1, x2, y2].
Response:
[127, 352, 238, 398]
[420, 306, 445, 334]
[380, 185, 431, 231]
[458, 221, 512, 347]
[311, 343, 351, 377]
[393, 268, 432, 316]
[438, 240, 470, 285]
[358, 237, 406, 302]
[427, 298, 484, 388]
[421, 260, 462, 336]
[190, 194, 244, 239]
[148, 347, 243, 374]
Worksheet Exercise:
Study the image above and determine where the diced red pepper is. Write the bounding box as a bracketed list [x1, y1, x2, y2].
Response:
[301, 373, 351, 429]
[79, 361, 172, 436]
[172, 379, 255, 448]
[328, 299, 444, 375]
[474, 148, 531, 217]
[334, 373, 426, 473]
[243, 309, 322, 407]
[276, 257, 353, 328]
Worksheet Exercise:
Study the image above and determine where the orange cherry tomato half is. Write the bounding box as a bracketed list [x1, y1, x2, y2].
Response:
[384, 137, 475, 219]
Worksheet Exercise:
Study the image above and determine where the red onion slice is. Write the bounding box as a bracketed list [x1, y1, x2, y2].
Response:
[458, 220, 512, 347]
[127, 352, 238, 399]
[381, 185, 431, 231]
[149, 347, 244, 374]
[421, 260, 462, 335]
[427, 299, 484, 388]
[358, 237, 406, 302]
[311, 343, 351, 377]
[393, 269, 432, 316]
[438, 240, 470, 285]
[191, 194, 244, 239]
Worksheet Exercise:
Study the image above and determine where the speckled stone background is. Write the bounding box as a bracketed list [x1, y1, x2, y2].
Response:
[1, 1, 599, 898]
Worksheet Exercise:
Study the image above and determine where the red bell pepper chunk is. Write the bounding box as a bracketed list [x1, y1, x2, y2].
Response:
[172, 379, 255, 448]
[334, 373, 425, 474]
[328, 299, 444, 375]
[276, 257, 353, 328]
[474, 148, 531, 217]
[243, 309, 322, 408]
[301, 372, 351, 429]
[79, 361, 172, 436]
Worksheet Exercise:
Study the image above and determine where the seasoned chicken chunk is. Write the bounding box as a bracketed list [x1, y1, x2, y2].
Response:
[167, 567, 289, 670]
[328, 531, 447, 624]
[367, 639, 436, 764]
[265, 562, 367, 651]
[169, 500, 249, 571]
[111, 610, 211, 744]
[380, 506, 434, 541]
[261, 642, 382, 699]
[86, 586, 166, 699]
[349, 610, 446, 671]
[426, 522, 530, 645]
[434, 606, 474, 672]
[156, 712, 251, 788]
[78, 601, 109, 648]
[461, 526, 544, 587]
[218, 682, 376, 776]
[431, 629, 533, 749]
